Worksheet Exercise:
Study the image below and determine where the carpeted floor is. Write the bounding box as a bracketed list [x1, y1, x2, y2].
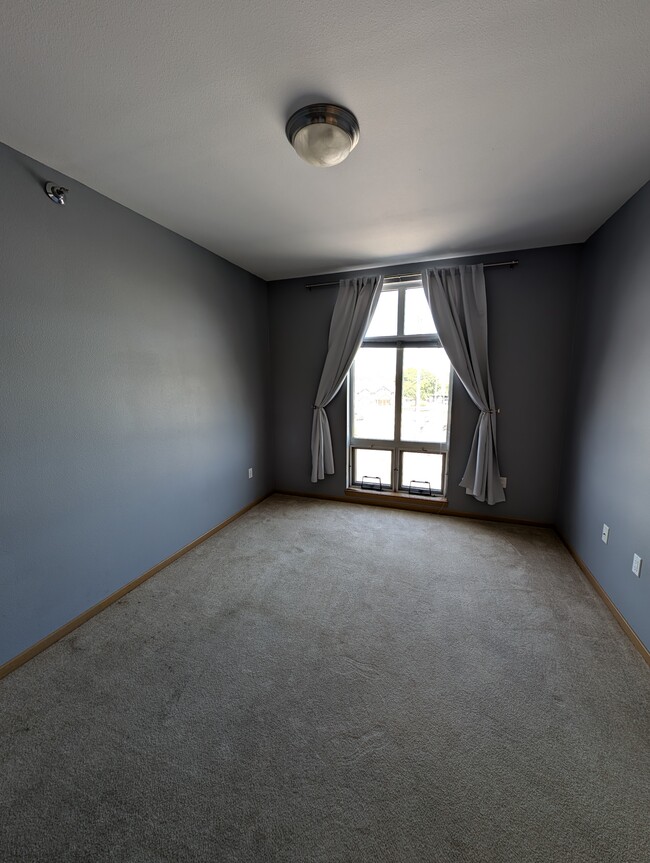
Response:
[1, 494, 649, 862]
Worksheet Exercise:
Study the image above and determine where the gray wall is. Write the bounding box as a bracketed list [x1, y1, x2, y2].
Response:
[269, 246, 580, 523]
[0, 143, 271, 666]
[559, 181, 650, 651]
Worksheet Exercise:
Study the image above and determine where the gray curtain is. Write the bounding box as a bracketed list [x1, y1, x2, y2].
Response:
[423, 264, 505, 505]
[311, 275, 384, 482]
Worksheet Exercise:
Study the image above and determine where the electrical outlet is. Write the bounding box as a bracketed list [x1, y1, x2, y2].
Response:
[500, 476, 507, 489]
[601, 524, 609, 544]
[632, 554, 642, 577]
[248, 468, 253, 479]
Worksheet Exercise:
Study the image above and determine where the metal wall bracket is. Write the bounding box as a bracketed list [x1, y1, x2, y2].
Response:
[45, 183, 69, 205]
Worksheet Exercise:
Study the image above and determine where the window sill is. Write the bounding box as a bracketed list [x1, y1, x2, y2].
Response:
[345, 486, 448, 512]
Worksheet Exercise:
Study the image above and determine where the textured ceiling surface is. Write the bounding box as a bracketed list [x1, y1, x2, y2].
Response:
[2, 0, 649, 280]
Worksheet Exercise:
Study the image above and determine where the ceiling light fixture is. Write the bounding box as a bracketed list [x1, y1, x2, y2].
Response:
[286, 103, 359, 168]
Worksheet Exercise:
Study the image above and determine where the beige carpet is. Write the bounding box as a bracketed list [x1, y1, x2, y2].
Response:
[1, 494, 649, 862]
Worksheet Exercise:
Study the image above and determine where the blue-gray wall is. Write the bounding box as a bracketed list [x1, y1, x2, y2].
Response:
[268, 246, 580, 523]
[0, 143, 271, 666]
[559, 181, 650, 651]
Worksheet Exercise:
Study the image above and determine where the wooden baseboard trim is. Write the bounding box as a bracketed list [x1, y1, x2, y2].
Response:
[274, 489, 551, 527]
[557, 531, 650, 666]
[0, 493, 270, 681]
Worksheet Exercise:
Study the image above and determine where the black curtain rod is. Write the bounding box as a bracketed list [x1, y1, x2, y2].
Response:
[305, 259, 519, 290]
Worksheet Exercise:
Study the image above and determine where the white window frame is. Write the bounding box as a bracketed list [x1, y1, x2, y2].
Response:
[347, 277, 453, 497]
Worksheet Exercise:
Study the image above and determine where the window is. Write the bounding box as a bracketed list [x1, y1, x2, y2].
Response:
[348, 278, 452, 497]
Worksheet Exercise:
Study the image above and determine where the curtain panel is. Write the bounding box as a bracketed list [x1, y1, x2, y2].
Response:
[311, 275, 383, 482]
[423, 264, 505, 505]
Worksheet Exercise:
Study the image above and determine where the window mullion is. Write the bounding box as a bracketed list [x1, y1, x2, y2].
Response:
[391, 287, 406, 493]
[393, 346, 404, 492]
[396, 285, 405, 337]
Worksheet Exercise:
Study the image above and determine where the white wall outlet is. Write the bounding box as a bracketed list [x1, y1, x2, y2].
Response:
[248, 467, 253, 479]
[601, 524, 609, 544]
[632, 554, 642, 577]
[500, 476, 507, 489]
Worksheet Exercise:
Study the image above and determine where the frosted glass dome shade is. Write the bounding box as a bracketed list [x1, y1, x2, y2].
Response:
[293, 123, 353, 167]
[286, 104, 360, 168]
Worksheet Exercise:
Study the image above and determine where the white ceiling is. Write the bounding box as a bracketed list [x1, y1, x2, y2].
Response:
[2, 1, 649, 280]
